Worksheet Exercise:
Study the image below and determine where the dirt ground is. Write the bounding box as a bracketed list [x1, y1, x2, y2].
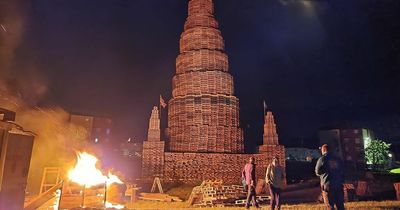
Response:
[127, 200, 400, 210]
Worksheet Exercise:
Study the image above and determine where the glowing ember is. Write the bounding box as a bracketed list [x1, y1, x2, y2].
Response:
[68, 152, 123, 187]
[105, 201, 124, 209]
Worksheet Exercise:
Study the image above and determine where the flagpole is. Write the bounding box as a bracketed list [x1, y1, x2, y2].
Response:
[263, 100, 266, 118]
[159, 95, 161, 119]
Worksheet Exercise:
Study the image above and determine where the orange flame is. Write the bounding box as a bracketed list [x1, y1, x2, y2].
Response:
[68, 152, 123, 187]
[105, 201, 124, 209]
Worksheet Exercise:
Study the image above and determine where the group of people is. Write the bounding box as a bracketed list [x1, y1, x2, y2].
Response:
[242, 144, 345, 210]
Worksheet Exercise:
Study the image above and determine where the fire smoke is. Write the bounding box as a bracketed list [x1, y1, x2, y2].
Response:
[0, 1, 87, 195]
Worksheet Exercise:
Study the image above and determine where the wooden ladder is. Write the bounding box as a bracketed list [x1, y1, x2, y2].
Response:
[150, 177, 164, 194]
[39, 167, 61, 194]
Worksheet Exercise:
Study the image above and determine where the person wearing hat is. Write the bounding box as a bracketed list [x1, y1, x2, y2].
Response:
[315, 144, 345, 210]
[265, 156, 285, 210]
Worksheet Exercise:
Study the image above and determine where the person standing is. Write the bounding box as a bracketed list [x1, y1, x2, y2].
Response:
[315, 144, 345, 210]
[242, 157, 260, 209]
[265, 156, 285, 210]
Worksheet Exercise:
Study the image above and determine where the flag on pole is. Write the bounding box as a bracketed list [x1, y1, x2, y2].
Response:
[1, 24, 7, 32]
[263, 100, 267, 110]
[160, 95, 167, 108]
[263, 100, 267, 117]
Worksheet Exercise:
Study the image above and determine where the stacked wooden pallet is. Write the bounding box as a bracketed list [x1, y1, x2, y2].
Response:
[188, 0, 214, 16]
[167, 95, 243, 153]
[167, 0, 245, 154]
[235, 195, 271, 205]
[139, 193, 182, 202]
[180, 27, 224, 52]
[172, 71, 234, 97]
[142, 141, 165, 178]
[343, 183, 355, 202]
[187, 180, 246, 207]
[162, 152, 285, 185]
[176, 49, 228, 74]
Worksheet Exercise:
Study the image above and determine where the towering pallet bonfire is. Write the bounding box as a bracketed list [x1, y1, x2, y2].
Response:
[142, 0, 285, 184]
[167, 0, 243, 153]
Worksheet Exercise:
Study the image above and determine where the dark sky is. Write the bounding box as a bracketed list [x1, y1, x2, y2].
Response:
[3, 0, 400, 150]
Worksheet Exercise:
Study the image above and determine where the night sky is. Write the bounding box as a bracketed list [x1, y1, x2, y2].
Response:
[2, 0, 400, 150]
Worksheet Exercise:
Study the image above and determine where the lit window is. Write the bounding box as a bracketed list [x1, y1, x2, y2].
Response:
[354, 130, 359, 134]
[355, 138, 360, 144]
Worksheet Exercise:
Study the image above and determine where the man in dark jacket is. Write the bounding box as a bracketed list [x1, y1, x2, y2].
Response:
[242, 157, 260, 209]
[315, 144, 345, 210]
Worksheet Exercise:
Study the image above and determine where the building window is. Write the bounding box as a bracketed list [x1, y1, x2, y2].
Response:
[344, 138, 349, 143]
[354, 129, 359, 134]
[345, 147, 349, 152]
[347, 156, 352, 161]
[355, 138, 361, 144]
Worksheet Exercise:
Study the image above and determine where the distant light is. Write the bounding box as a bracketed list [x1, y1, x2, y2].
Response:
[389, 154, 393, 158]
[128, 138, 131, 142]
[390, 168, 400, 174]
[279, 0, 317, 18]
[302, 1, 313, 9]
[95, 138, 99, 143]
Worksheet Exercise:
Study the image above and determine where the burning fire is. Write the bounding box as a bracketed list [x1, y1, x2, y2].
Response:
[105, 201, 124, 209]
[68, 152, 123, 187]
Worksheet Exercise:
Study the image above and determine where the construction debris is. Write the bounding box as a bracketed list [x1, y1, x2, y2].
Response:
[187, 180, 246, 207]
[139, 193, 182, 202]
[125, 184, 141, 204]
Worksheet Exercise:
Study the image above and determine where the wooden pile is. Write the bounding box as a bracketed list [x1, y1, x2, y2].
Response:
[139, 193, 182, 202]
[163, 153, 274, 185]
[188, 0, 214, 17]
[180, 27, 224, 53]
[394, 183, 400, 201]
[167, 0, 245, 154]
[172, 71, 234, 97]
[184, 0, 218, 32]
[184, 15, 218, 30]
[168, 95, 243, 153]
[176, 49, 228, 74]
[356, 181, 370, 197]
[263, 111, 279, 145]
[164, 153, 242, 184]
[235, 195, 270, 205]
[142, 141, 165, 178]
[343, 183, 355, 202]
[187, 180, 246, 207]
[142, 0, 287, 185]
